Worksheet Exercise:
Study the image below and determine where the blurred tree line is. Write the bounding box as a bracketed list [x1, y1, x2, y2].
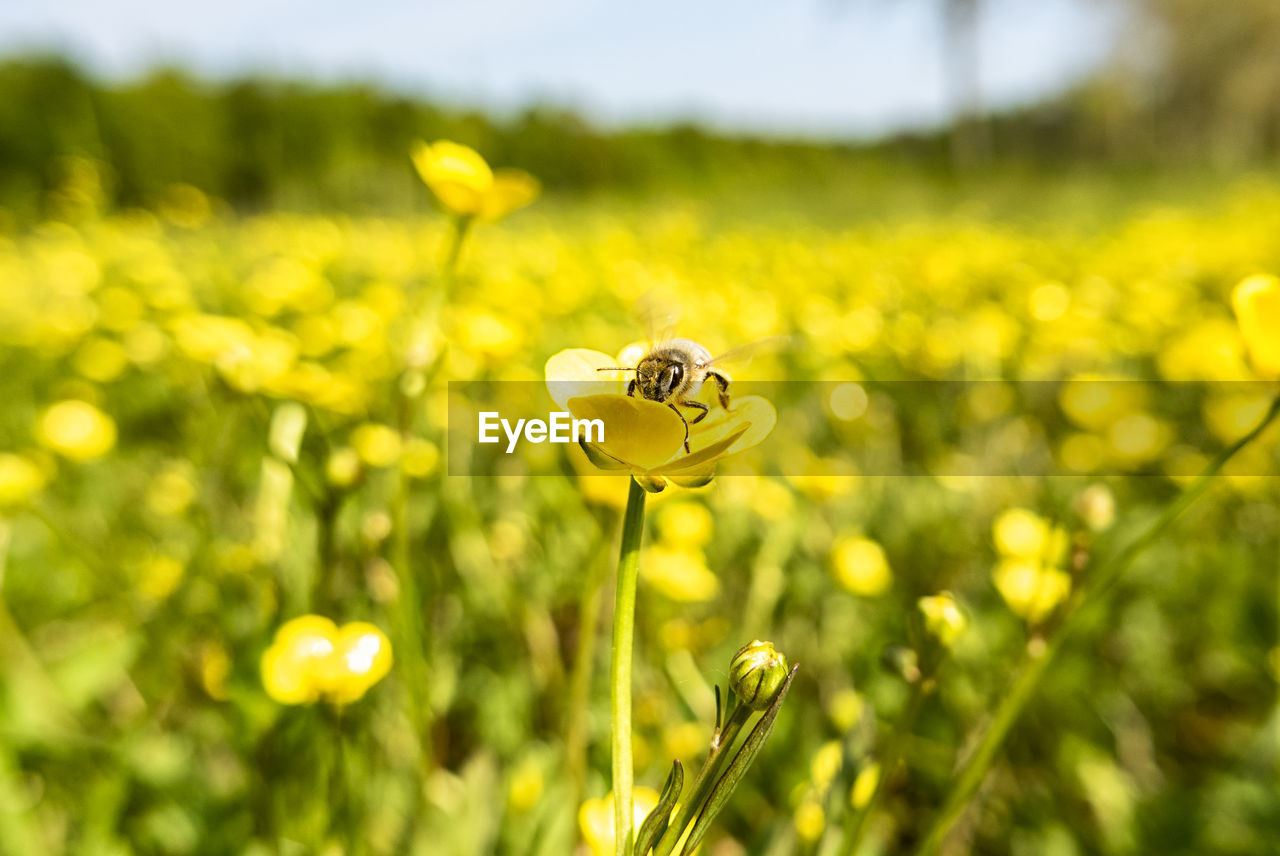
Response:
[0, 56, 889, 216]
[0, 0, 1278, 216]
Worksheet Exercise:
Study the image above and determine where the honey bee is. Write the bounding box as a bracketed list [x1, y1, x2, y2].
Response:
[597, 336, 781, 452]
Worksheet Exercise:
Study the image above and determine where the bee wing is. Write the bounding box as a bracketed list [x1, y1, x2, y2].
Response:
[706, 335, 793, 367]
[636, 291, 681, 347]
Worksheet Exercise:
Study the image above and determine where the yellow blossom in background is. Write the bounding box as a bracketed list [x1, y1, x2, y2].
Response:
[656, 501, 714, 548]
[642, 545, 721, 602]
[991, 507, 1072, 622]
[326, 446, 362, 487]
[136, 555, 185, 602]
[411, 140, 540, 221]
[850, 762, 881, 809]
[36, 400, 117, 461]
[578, 787, 660, 856]
[993, 559, 1072, 624]
[1231, 274, 1280, 377]
[918, 591, 966, 646]
[507, 756, 544, 814]
[1074, 484, 1116, 532]
[401, 438, 441, 478]
[145, 462, 198, 516]
[794, 799, 825, 843]
[260, 615, 392, 705]
[810, 740, 844, 793]
[993, 508, 1058, 560]
[830, 536, 892, 596]
[0, 453, 48, 507]
[351, 423, 402, 468]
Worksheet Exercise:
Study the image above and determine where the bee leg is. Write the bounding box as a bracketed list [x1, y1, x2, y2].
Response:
[680, 400, 710, 424]
[707, 369, 732, 410]
[667, 403, 691, 453]
[626, 379, 637, 398]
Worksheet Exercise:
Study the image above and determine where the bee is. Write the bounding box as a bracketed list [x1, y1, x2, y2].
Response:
[597, 337, 779, 452]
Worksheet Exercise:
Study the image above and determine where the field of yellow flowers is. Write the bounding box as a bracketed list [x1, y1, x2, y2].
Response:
[2, 154, 1280, 855]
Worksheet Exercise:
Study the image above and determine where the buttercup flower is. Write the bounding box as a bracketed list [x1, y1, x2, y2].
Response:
[545, 346, 776, 493]
[992, 508, 1072, 624]
[578, 787, 660, 856]
[411, 140, 540, 222]
[829, 536, 892, 596]
[1231, 273, 1280, 377]
[0, 453, 47, 507]
[261, 615, 393, 705]
[918, 591, 966, 646]
[36, 400, 117, 461]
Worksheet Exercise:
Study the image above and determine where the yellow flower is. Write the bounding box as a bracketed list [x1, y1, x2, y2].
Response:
[642, 545, 721, 602]
[545, 347, 775, 493]
[411, 140, 540, 221]
[656, 502, 714, 548]
[36, 400, 117, 461]
[993, 508, 1068, 564]
[0, 453, 48, 507]
[993, 559, 1071, 624]
[351, 423, 402, 468]
[579, 787, 661, 856]
[1231, 273, 1280, 377]
[830, 536, 892, 596]
[261, 615, 392, 705]
[918, 591, 966, 646]
[849, 762, 881, 809]
[794, 799, 825, 843]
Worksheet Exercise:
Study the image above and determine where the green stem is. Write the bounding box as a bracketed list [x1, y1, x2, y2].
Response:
[653, 702, 753, 856]
[912, 391, 1280, 856]
[443, 215, 473, 283]
[567, 525, 613, 809]
[838, 679, 929, 855]
[611, 477, 648, 856]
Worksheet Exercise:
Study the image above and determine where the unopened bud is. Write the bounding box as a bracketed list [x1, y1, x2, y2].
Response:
[918, 591, 966, 647]
[729, 640, 788, 710]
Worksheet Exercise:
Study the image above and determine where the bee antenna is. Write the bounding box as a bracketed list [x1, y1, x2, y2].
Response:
[595, 366, 635, 372]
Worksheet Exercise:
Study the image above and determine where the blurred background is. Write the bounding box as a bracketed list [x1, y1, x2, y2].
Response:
[0, 0, 1277, 216]
[2, 2, 1280, 855]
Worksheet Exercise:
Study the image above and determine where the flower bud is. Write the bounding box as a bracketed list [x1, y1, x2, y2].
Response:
[729, 640, 788, 710]
[880, 644, 921, 684]
[917, 591, 966, 647]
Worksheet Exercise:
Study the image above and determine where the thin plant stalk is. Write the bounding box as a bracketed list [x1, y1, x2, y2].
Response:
[652, 702, 753, 856]
[912, 392, 1280, 856]
[837, 678, 929, 855]
[567, 526, 613, 808]
[611, 477, 648, 856]
[443, 215, 474, 283]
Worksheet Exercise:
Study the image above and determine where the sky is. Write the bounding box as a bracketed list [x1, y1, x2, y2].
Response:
[0, 0, 1119, 138]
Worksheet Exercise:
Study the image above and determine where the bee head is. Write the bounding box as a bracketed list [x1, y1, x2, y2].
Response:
[636, 354, 685, 402]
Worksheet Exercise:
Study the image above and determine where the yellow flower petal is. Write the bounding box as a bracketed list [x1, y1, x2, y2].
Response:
[317, 622, 394, 704]
[567, 394, 687, 471]
[261, 616, 337, 705]
[411, 140, 493, 217]
[545, 349, 628, 409]
[479, 170, 541, 221]
[1232, 273, 1280, 377]
[686, 395, 776, 456]
[642, 545, 720, 602]
[830, 537, 892, 596]
[36, 400, 117, 461]
[578, 788, 661, 856]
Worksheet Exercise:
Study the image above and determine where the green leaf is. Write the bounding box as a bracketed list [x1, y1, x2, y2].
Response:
[634, 760, 684, 856]
[679, 664, 798, 856]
